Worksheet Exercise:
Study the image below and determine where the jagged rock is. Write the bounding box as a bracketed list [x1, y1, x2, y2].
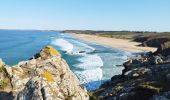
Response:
[153, 56, 163, 64]
[0, 59, 13, 100]
[94, 50, 170, 100]
[142, 37, 170, 47]
[156, 42, 170, 56]
[151, 95, 169, 100]
[166, 74, 170, 82]
[0, 46, 89, 100]
[150, 91, 170, 100]
[124, 68, 151, 79]
[134, 34, 170, 48]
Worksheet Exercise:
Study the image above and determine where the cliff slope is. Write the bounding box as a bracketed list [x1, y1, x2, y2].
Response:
[93, 45, 170, 100]
[0, 46, 89, 100]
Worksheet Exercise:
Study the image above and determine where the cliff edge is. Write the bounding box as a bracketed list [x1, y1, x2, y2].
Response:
[0, 46, 89, 100]
[93, 45, 170, 100]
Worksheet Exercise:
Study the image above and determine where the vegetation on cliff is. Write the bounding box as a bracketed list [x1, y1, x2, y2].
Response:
[64, 30, 170, 49]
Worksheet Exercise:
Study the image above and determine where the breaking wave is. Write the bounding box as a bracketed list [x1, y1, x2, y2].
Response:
[51, 38, 73, 53]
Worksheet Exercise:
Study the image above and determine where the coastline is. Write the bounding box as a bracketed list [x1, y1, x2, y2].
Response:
[71, 33, 157, 53]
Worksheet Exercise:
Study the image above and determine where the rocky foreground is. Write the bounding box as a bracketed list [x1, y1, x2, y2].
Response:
[93, 40, 170, 99]
[0, 46, 89, 100]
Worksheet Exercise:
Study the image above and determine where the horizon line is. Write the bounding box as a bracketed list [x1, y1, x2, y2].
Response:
[0, 28, 169, 33]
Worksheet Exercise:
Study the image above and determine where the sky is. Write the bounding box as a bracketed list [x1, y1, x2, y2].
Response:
[0, 0, 169, 31]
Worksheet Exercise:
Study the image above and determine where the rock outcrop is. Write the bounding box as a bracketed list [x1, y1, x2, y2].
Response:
[155, 41, 170, 56]
[134, 34, 170, 48]
[94, 52, 170, 100]
[0, 46, 89, 100]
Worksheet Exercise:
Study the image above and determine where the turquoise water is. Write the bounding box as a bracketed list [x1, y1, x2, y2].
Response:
[0, 30, 132, 91]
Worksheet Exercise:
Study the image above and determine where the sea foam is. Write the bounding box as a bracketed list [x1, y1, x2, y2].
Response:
[52, 38, 104, 85]
[74, 67, 103, 84]
[73, 54, 103, 70]
[69, 39, 95, 54]
[51, 38, 73, 53]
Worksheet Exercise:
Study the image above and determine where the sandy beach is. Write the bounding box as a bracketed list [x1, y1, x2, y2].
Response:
[71, 33, 157, 53]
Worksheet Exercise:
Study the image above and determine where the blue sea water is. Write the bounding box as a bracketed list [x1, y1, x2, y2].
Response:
[0, 30, 132, 91]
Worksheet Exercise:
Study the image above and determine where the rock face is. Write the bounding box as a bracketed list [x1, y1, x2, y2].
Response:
[155, 42, 170, 56]
[134, 34, 170, 48]
[0, 46, 89, 100]
[94, 52, 170, 100]
[142, 37, 170, 47]
[92, 35, 170, 100]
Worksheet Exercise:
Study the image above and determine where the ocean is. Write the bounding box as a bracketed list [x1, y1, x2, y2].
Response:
[0, 30, 132, 91]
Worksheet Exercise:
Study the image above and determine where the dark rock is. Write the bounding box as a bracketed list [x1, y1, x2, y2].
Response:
[79, 51, 86, 53]
[94, 50, 170, 100]
[134, 36, 149, 43]
[166, 74, 170, 82]
[142, 37, 170, 47]
[155, 42, 170, 56]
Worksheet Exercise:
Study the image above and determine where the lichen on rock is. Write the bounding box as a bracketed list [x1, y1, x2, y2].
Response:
[41, 71, 54, 82]
[0, 46, 89, 100]
[44, 45, 60, 56]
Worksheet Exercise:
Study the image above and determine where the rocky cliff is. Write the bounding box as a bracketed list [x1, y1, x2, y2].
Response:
[93, 46, 170, 100]
[0, 46, 89, 100]
[155, 41, 170, 56]
[134, 33, 170, 48]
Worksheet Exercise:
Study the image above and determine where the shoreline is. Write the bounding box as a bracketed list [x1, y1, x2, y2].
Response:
[70, 33, 157, 53]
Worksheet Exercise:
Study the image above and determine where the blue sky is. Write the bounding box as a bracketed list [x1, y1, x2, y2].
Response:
[0, 0, 169, 31]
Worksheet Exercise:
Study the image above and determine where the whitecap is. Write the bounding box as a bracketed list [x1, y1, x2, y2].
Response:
[51, 38, 73, 53]
[69, 39, 95, 54]
[74, 67, 103, 84]
[73, 54, 103, 70]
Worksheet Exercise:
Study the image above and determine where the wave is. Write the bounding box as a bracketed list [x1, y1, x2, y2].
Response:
[70, 39, 95, 50]
[51, 38, 73, 53]
[73, 54, 103, 70]
[51, 37, 105, 88]
[69, 39, 95, 54]
[74, 67, 103, 84]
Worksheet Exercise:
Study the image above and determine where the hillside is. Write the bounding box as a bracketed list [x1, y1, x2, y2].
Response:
[64, 30, 170, 48]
